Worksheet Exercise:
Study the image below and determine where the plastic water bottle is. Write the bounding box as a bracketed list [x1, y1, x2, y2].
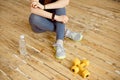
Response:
[19, 35, 27, 55]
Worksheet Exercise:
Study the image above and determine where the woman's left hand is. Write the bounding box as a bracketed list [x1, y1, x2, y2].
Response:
[31, 1, 44, 9]
[55, 15, 69, 24]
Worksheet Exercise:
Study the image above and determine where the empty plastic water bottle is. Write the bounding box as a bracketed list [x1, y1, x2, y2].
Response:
[19, 35, 27, 55]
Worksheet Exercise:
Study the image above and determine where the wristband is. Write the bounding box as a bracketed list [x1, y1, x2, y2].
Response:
[52, 13, 55, 21]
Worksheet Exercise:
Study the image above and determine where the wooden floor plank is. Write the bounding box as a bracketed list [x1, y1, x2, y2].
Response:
[0, 0, 120, 80]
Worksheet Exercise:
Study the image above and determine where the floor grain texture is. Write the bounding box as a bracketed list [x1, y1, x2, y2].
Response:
[0, 0, 120, 80]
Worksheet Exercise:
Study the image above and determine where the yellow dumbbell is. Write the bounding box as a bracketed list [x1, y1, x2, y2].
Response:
[80, 59, 90, 67]
[80, 69, 90, 78]
[71, 58, 80, 73]
[73, 58, 81, 66]
[78, 59, 90, 78]
[71, 58, 90, 78]
[71, 65, 79, 74]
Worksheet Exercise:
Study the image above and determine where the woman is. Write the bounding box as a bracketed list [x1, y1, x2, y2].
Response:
[29, 0, 83, 59]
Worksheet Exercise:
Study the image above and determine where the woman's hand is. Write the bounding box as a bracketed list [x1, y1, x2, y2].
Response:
[55, 15, 69, 24]
[31, 1, 44, 9]
[31, 1, 38, 8]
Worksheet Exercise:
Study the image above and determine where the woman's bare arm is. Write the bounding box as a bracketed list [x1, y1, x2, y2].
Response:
[30, 0, 69, 23]
[31, 7, 68, 23]
[31, 7, 53, 19]
[45, 0, 69, 9]
[31, 0, 70, 9]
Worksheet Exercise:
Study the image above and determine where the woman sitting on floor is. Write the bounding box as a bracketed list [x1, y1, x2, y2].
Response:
[29, 0, 83, 59]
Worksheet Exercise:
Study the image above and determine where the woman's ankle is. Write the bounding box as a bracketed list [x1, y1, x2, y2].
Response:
[56, 39, 63, 45]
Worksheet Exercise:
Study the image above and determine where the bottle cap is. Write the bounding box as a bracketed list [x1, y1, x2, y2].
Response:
[20, 35, 25, 39]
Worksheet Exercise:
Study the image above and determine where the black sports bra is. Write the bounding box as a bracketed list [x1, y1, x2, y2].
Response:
[39, 0, 57, 5]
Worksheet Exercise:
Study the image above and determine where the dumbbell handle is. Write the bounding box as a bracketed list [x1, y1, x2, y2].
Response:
[79, 63, 87, 68]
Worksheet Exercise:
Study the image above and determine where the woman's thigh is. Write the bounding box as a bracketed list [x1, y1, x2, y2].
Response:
[29, 13, 55, 32]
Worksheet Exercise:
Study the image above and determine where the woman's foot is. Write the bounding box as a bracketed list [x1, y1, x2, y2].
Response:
[53, 40, 66, 59]
[65, 29, 83, 41]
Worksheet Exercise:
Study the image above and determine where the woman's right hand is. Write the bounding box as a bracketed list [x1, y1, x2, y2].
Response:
[31, 1, 38, 8]
[55, 15, 69, 24]
[31, 1, 44, 9]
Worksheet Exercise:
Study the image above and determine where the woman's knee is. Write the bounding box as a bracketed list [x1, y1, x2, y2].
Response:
[29, 13, 43, 24]
[31, 24, 46, 33]
[55, 8, 66, 15]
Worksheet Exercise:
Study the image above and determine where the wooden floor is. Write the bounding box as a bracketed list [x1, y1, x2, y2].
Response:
[0, 0, 120, 80]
